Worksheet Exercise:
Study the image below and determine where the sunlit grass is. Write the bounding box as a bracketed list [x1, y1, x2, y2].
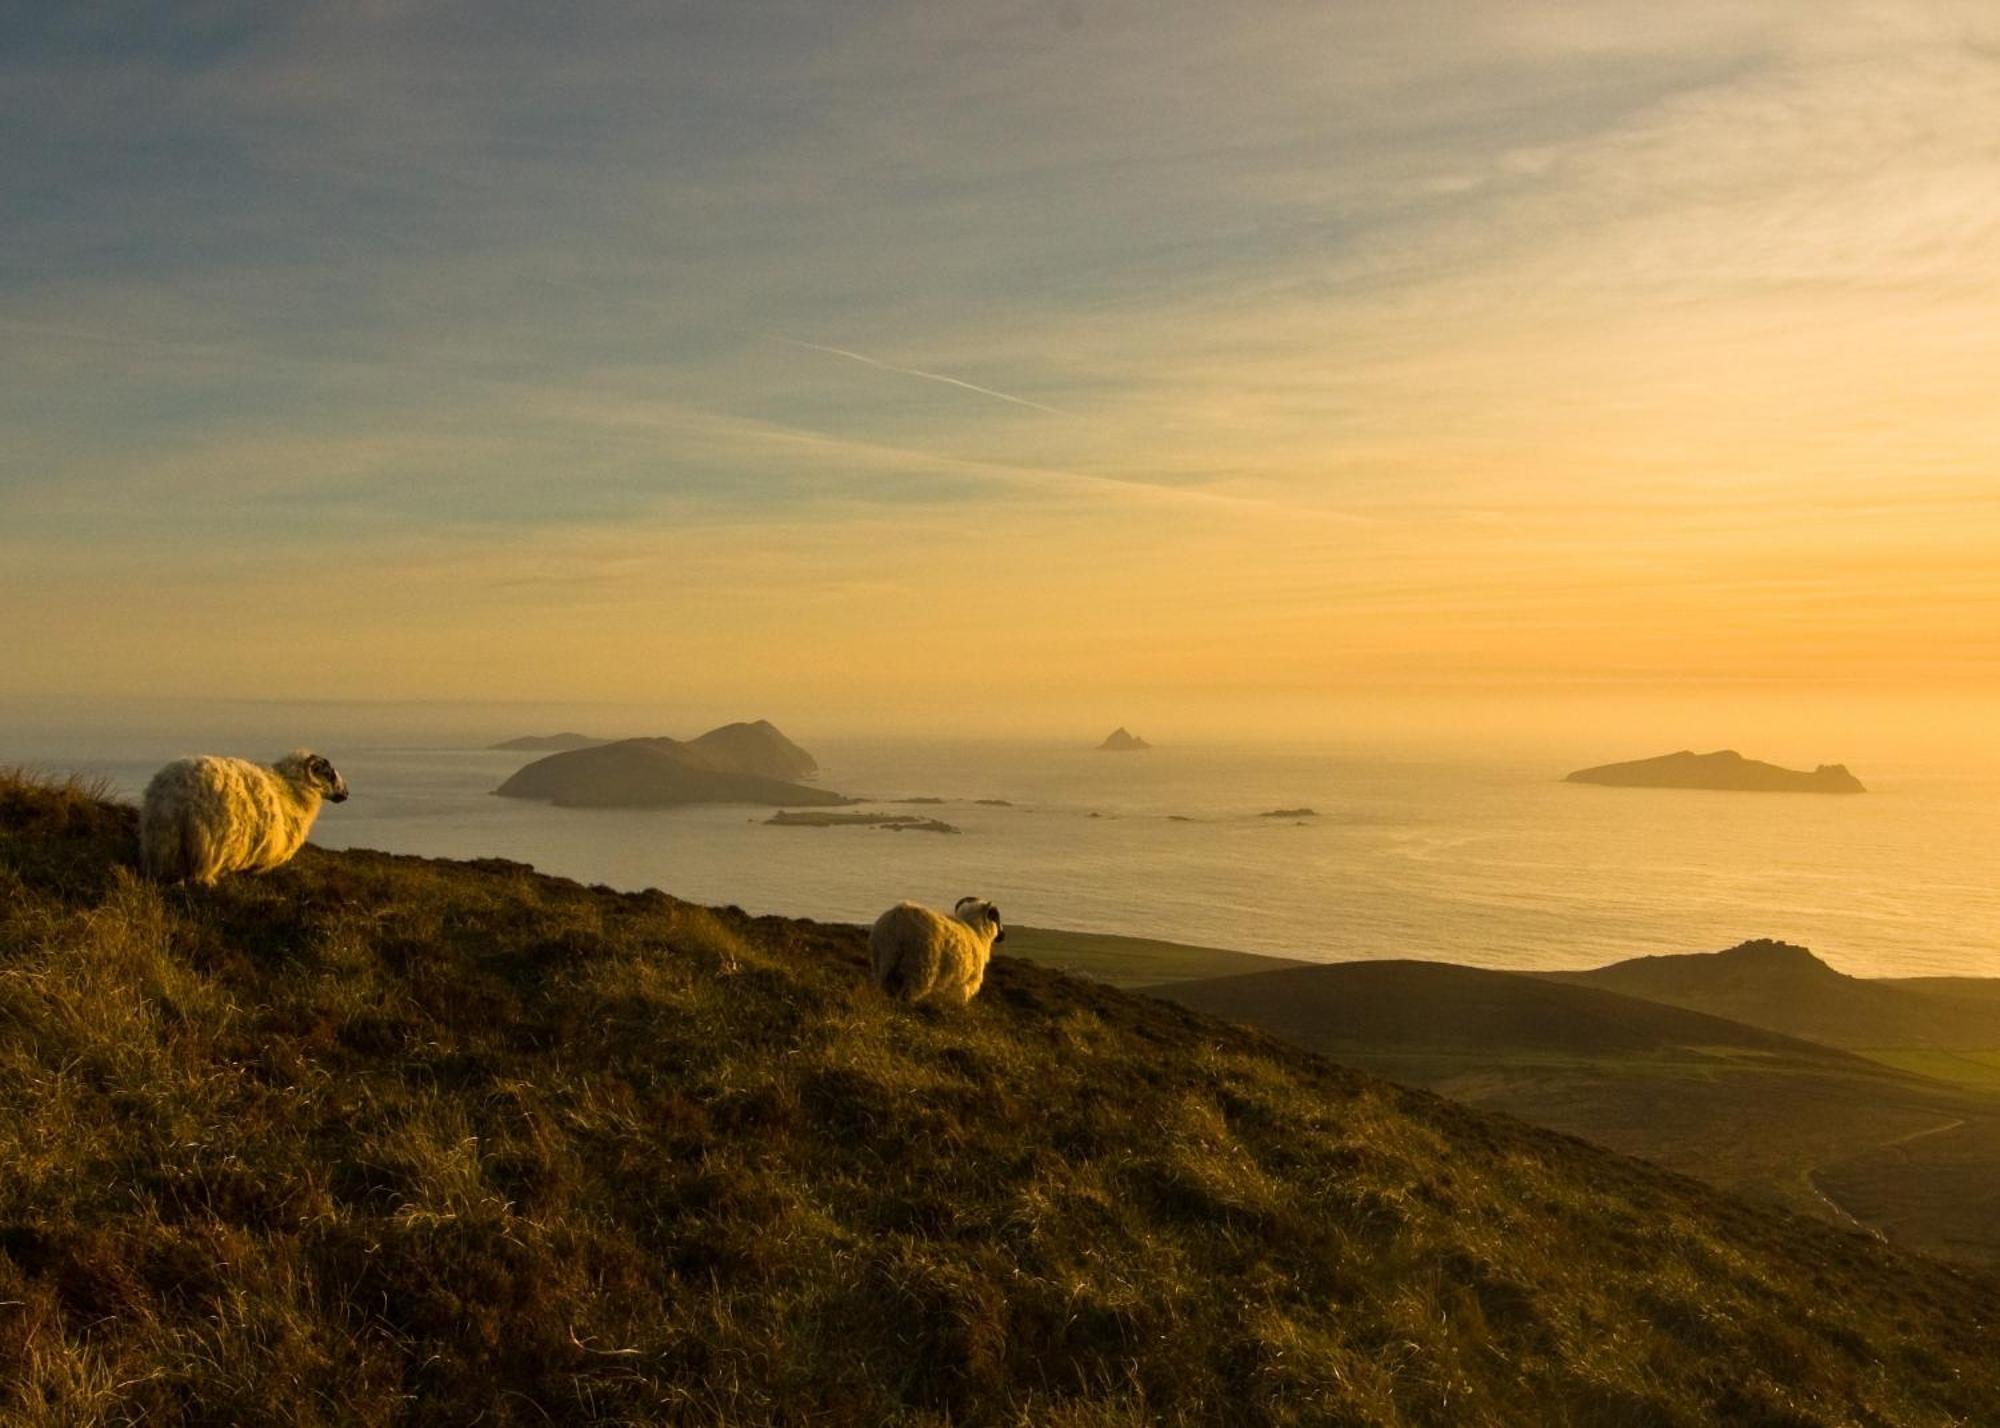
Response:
[0, 772, 1997, 1423]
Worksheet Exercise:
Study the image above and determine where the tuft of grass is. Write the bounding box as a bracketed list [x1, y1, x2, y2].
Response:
[0, 774, 1997, 1424]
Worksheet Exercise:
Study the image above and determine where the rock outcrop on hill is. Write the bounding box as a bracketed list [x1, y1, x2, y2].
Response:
[1551, 938, 2000, 1049]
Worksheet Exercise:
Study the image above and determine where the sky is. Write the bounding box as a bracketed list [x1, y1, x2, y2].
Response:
[5, 1, 1999, 736]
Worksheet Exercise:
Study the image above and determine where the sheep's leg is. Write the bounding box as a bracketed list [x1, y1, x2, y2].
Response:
[936, 978, 974, 1009]
[907, 943, 947, 1003]
[169, 808, 196, 884]
[881, 951, 922, 1002]
[184, 812, 221, 886]
[143, 810, 183, 883]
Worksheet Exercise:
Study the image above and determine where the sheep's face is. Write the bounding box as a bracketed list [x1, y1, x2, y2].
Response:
[953, 896, 1005, 943]
[281, 751, 350, 803]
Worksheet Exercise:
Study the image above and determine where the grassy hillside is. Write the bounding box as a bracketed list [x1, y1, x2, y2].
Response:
[4, 772, 2000, 1425]
[1549, 940, 2000, 1051]
[1161, 959, 2000, 1263]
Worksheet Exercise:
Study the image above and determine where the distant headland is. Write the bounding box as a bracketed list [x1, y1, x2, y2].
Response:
[1096, 727, 1152, 752]
[496, 720, 846, 808]
[490, 732, 608, 752]
[1565, 749, 1865, 795]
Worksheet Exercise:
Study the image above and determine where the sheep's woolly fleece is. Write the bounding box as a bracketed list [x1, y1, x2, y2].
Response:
[869, 897, 1005, 1008]
[140, 751, 348, 886]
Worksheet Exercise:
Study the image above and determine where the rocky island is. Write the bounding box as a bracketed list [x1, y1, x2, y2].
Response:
[1566, 749, 1865, 794]
[496, 720, 849, 808]
[1097, 726, 1152, 752]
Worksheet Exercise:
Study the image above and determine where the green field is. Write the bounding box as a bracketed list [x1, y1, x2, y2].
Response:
[1858, 1047, 2000, 1091]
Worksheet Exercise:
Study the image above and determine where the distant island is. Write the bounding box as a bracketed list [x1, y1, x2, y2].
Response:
[1565, 749, 1865, 794]
[496, 720, 846, 808]
[1097, 727, 1152, 752]
[490, 732, 607, 752]
[1260, 807, 1317, 818]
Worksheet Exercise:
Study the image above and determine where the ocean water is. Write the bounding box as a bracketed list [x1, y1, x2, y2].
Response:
[8, 722, 1998, 978]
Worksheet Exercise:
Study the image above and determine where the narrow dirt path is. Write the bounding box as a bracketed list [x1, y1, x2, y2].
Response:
[1804, 1117, 1971, 1239]
[1874, 1117, 1965, 1150]
[1803, 1168, 1884, 1239]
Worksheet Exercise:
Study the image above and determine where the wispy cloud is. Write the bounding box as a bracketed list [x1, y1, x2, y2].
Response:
[6, 2, 2000, 709]
[773, 337, 1070, 416]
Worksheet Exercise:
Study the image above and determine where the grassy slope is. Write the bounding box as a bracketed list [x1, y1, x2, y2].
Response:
[1814, 1115, 2000, 1266]
[3, 774, 2000, 1426]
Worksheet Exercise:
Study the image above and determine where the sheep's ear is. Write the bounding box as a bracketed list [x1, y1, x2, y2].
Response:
[988, 905, 1002, 924]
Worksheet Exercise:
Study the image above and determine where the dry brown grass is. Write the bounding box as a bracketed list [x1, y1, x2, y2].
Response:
[0, 769, 1997, 1425]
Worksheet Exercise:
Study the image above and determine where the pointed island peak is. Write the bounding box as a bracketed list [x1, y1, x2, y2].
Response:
[1097, 726, 1152, 752]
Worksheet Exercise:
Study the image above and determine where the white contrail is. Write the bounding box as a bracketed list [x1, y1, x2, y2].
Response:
[776, 336, 1069, 416]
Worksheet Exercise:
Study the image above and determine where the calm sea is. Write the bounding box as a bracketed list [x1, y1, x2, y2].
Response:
[7, 716, 1997, 978]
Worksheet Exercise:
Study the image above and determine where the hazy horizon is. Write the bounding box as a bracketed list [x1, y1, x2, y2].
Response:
[9, 686, 2000, 780]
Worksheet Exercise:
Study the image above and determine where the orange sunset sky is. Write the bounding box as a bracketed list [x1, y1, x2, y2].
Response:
[5, 3, 1997, 736]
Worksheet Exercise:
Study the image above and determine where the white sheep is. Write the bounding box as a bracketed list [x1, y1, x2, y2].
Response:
[870, 896, 1005, 1007]
[139, 750, 349, 886]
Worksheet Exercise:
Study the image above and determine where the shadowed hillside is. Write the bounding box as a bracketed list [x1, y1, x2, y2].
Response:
[1551, 939, 2000, 1050]
[3, 771, 1999, 1424]
[1159, 958, 2000, 1261]
[1161, 959, 1873, 1062]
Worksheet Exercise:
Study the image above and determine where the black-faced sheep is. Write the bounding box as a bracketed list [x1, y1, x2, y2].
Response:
[140, 750, 349, 885]
[870, 896, 1004, 1007]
